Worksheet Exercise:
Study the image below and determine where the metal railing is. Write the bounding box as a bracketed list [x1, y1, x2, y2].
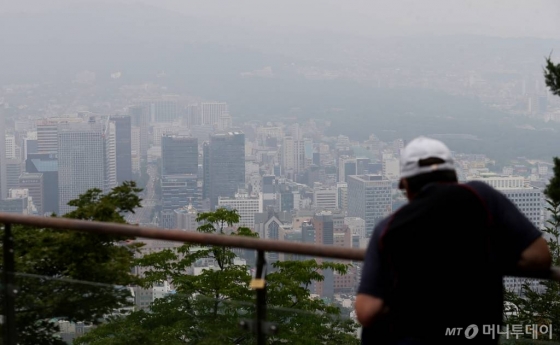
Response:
[1, 212, 559, 345]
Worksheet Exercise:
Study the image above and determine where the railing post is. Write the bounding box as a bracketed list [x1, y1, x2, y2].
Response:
[2, 223, 16, 345]
[240, 250, 278, 344]
[255, 250, 266, 345]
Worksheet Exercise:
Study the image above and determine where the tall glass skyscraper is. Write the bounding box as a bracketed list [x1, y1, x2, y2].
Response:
[206, 131, 245, 209]
[160, 136, 200, 228]
[161, 135, 198, 176]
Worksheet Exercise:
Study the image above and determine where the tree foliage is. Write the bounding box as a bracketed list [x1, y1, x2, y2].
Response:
[0, 182, 143, 345]
[504, 158, 560, 342]
[76, 208, 360, 344]
[545, 56, 560, 97]
[545, 157, 560, 205]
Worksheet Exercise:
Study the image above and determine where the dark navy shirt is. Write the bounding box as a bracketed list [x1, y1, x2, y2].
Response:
[357, 181, 542, 344]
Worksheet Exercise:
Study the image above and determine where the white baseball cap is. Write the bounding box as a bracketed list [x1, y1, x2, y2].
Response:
[400, 136, 455, 181]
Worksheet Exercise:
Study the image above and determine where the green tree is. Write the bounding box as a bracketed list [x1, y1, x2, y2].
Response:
[504, 159, 560, 342]
[75, 208, 360, 344]
[0, 182, 143, 345]
[545, 56, 560, 97]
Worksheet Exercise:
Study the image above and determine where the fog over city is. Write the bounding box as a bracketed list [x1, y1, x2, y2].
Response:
[1, 1, 560, 161]
[3, 0, 560, 38]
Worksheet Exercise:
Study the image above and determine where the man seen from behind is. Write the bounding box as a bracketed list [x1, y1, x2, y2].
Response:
[355, 136, 551, 344]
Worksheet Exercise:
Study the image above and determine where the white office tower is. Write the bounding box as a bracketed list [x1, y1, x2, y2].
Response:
[138, 97, 181, 123]
[104, 119, 117, 192]
[58, 121, 105, 215]
[37, 117, 84, 154]
[218, 192, 263, 228]
[0, 105, 6, 199]
[281, 136, 305, 178]
[5, 134, 16, 159]
[313, 186, 339, 210]
[382, 155, 400, 181]
[200, 102, 229, 126]
[347, 174, 392, 237]
[37, 121, 59, 154]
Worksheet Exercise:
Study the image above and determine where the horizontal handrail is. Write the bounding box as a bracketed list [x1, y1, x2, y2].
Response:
[0, 212, 559, 281]
[0, 213, 364, 261]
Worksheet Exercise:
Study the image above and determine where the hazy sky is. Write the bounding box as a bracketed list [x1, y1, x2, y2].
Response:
[2, 0, 560, 39]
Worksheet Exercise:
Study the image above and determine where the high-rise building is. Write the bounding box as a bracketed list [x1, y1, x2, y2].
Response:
[104, 119, 117, 191]
[202, 142, 210, 200]
[139, 98, 181, 123]
[281, 136, 305, 178]
[382, 156, 400, 180]
[337, 182, 348, 211]
[0, 106, 7, 198]
[313, 211, 334, 246]
[356, 158, 371, 175]
[26, 153, 59, 215]
[261, 175, 276, 209]
[129, 105, 150, 160]
[36, 117, 85, 155]
[206, 132, 245, 209]
[131, 127, 141, 173]
[161, 135, 198, 176]
[347, 174, 392, 237]
[37, 121, 59, 154]
[200, 102, 229, 126]
[312, 212, 335, 297]
[161, 175, 200, 212]
[19, 173, 44, 215]
[110, 115, 132, 183]
[159, 135, 200, 226]
[218, 192, 263, 228]
[22, 137, 38, 161]
[58, 122, 105, 215]
[6, 159, 22, 192]
[5, 134, 16, 159]
[313, 187, 338, 210]
[338, 156, 356, 183]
